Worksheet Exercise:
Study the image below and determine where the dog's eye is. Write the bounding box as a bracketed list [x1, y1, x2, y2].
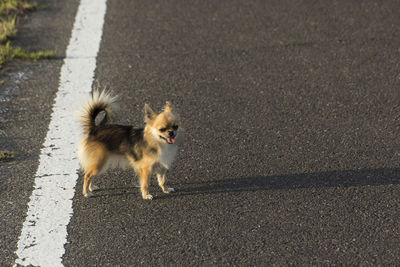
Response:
[172, 125, 178, 130]
[159, 128, 167, 132]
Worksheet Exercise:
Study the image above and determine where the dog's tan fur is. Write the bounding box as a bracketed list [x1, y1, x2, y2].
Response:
[77, 90, 180, 200]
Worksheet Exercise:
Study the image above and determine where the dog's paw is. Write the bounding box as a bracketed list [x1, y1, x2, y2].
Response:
[89, 184, 99, 192]
[83, 191, 94, 198]
[163, 187, 174, 194]
[142, 194, 153, 200]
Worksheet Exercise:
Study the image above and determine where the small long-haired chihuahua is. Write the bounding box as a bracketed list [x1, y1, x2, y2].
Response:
[77, 90, 180, 200]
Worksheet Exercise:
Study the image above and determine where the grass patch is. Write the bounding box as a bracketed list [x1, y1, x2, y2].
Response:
[0, 150, 15, 161]
[13, 45, 55, 60]
[0, 16, 16, 42]
[0, 40, 13, 65]
[0, 41, 54, 65]
[0, 0, 36, 16]
[0, 0, 53, 68]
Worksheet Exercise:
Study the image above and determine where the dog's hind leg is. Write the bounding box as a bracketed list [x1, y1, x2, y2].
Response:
[83, 161, 105, 198]
[89, 182, 99, 192]
[82, 144, 107, 198]
[83, 166, 99, 198]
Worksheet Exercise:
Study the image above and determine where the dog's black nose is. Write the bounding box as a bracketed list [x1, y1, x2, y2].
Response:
[168, 131, 174, 137]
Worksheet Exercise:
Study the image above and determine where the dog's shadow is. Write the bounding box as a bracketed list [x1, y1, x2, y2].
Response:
[90, 185, 140, 198]
[90, 168, 400, 199]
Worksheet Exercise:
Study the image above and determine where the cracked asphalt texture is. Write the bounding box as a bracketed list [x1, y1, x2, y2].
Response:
[1, 0, 400, 266]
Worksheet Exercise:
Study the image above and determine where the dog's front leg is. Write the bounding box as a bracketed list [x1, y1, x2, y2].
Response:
[157, 169, 174, 194]
[139, 166, 153, 200]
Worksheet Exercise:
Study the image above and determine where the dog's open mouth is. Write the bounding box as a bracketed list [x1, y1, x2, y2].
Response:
[160, 136, 176, 144]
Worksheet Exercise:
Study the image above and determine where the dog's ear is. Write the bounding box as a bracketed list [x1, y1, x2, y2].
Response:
[144, 104, 156, 122]
[164, 101, 172, 113]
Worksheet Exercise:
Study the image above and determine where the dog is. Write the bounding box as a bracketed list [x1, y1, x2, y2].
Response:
[77, 90, 180, 200]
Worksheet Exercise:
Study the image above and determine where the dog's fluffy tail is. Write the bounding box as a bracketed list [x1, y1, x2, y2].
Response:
[78, 90, 118, 135]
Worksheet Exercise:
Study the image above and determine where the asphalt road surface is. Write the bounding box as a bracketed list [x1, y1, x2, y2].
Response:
[1, 0, 400, 266]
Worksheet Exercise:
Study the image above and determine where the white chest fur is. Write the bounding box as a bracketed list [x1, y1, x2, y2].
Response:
[159, 143, 178, 169]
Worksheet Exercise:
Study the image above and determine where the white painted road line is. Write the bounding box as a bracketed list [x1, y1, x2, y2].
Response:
[14, 0, 107, 266]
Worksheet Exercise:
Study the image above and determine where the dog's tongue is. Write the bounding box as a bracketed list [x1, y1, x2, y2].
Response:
[167, 137, 176, 144]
